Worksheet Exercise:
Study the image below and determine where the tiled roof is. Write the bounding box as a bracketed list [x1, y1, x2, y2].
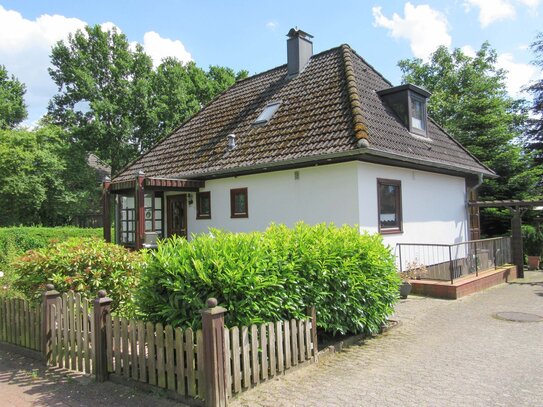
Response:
[113, 45, 494, 182]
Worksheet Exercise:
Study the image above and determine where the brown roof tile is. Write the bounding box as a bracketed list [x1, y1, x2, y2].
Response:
[113, 45, 493, 182]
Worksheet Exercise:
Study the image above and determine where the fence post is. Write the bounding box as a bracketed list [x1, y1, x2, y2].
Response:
[41, 284, 60, 363]
[306, 306, 318, 361]
[201, 298, 228, 407]
[93, 290, 112, 382]
[448, 246, 454, 284]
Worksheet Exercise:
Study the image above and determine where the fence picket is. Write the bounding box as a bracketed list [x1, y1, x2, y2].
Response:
[284, 320, 291, 370]
[165, 325, 175, 391]
[146, 322, 156, 386]
[69, 292, 76, 370]
[83, 298, 91, 373]
[185, 328, 196, 397]
[50, 304, 58, 364]
[106, 313, 113, 373]
[62, 293, 69, 369]
[268, 322, 276, 377]
[260, 323, 268, 381]
[241, 326, 250, 389]
[56, 297, 64, 369]
[276, 321, 284, 373]
[297, 319, 304, 363]
[130, 320, 139, 380]
[137, 320, 146, 383]
[224, 327, 232, 397]
[113, 316, 121, 375]
[250, 324, 259, 385]
[290, 319, 298, 366]
[75, 293, 83, 371]
[174, 327, 185, 395]
[121, 318, 129, 378]
[196, 329, 205, 399]
[155, 323, 166, 388]
[305, 319, 312, 360]
[231, 326, 241, 394]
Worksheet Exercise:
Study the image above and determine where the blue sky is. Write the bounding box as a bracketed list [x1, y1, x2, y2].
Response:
[1, 0, 541, 125]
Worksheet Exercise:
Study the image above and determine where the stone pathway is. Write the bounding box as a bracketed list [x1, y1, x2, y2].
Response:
[231, 271, 543, 407]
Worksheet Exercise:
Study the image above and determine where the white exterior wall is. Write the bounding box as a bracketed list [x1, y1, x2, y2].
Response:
[356, 162, 469, 249]
[185, 162, 360, 235]
[163, 161, 468, 253]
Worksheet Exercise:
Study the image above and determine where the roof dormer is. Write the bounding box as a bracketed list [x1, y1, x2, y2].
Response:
[377, 84, 431, 137]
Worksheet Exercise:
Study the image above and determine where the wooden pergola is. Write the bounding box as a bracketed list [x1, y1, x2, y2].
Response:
[468, 199, 543, 278]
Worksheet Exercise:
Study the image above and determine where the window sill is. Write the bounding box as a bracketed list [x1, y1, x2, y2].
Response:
[196, 215, 211, 220]
[231, 214, 248, 219]
[379, 229, 403, 235]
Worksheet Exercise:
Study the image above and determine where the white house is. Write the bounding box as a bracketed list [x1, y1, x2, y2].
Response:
[103, 28, 494, 251]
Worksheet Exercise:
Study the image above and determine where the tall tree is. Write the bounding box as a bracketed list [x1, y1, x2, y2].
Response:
[0, 125, 96, 226]
[48, 25, 154, 174]
[0, 65, 27, 129]
[526, 32, 543, 166]
[48, 25, 248, 174]
[399, 43, 540, 235]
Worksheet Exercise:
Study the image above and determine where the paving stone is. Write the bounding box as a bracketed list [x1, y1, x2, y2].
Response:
[231, 271, 543, 407]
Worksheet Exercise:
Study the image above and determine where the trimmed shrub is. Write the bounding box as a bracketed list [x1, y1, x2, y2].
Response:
[0, 227, 103, 298]
[137, 223, 400, 335]
[12, 237, 143, 316]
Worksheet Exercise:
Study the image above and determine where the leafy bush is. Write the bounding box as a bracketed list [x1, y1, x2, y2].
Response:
[138, 223, 400, 335]
[523, 224, 543, 257]
[12, 237, 143, 316]
[0, 226, 102, 298]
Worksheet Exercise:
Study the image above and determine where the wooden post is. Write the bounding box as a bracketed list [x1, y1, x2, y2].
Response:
[511, 208, 524, 278]
[93, 290, 112, 382]
[41, 284, 60, 363]
[201, 298, 228, 407]
[102, 176, 111, 243]
[135, 171, 145, 250]
[306, 306, 318, 361]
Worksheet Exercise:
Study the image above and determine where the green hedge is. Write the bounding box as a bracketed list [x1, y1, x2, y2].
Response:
[12, 237, 143, 316]
[137, 223, 400, 335]
[0, 227, 102, 298]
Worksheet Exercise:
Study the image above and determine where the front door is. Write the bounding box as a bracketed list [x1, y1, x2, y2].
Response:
[167, 194, 187, 238]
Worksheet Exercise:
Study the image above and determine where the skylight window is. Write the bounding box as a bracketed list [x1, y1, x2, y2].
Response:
[254, 102, 281, 125]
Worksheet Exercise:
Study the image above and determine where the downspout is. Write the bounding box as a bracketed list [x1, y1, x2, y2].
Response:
[466, 173, 484, 240]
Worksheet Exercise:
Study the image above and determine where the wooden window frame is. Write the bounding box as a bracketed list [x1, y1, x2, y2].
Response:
[196, 191, 211, 219]
[408, 92, 427, 136]
[230, 188, 248, 218]
[377, 178, 403, 234]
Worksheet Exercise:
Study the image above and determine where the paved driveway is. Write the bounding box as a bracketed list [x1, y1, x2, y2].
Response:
[231, 271, 543, 407]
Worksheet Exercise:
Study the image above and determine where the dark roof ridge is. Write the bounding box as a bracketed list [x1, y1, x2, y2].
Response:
[341, 45, 369, 145]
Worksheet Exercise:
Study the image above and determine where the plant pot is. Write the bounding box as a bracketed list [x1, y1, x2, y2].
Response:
[527, 255, 541, 270]
[400, 281, 412, 299]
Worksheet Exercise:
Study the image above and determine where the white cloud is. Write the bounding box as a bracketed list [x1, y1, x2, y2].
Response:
[142, 31, 192, 67]
[372, 3, 451, 61]
[496, 52, 541, 96]
[464, 0, 541, 27]
[266, 21, 278, 31]
[0, 5, 192, 124]
[461, 44, 477, 58]
[463, 0, 516, 27]
[0, 5, 87, 124]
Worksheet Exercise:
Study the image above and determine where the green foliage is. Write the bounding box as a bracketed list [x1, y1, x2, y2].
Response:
[0, 126, 98, 226]
[137, 223, 400, 335]
[526, 32, 543, 168]
[0, 227, 102, 298]
[47, 24, 247, 173]
[522, 224, 543, 257]
[0, 65, 27, 129]
[399, 43, 541, 234]
[12, 237, 142, 316]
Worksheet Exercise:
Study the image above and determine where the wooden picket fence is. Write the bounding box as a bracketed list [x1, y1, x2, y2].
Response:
[0, 287, 319, 407]
[49, 292, 95, 374]
[225, 318, 317, 397]
[105, 316, 206, 399]
[0, 297, 41, 351]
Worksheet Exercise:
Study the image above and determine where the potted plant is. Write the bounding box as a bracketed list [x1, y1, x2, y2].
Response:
[524, 226, 543, 270]
[399, 260, 428, 299]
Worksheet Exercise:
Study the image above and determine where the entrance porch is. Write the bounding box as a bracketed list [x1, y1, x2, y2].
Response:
[102, 172, 204, 249]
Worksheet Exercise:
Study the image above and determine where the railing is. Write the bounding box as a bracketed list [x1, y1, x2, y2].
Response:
[396, 237, 511, 284]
